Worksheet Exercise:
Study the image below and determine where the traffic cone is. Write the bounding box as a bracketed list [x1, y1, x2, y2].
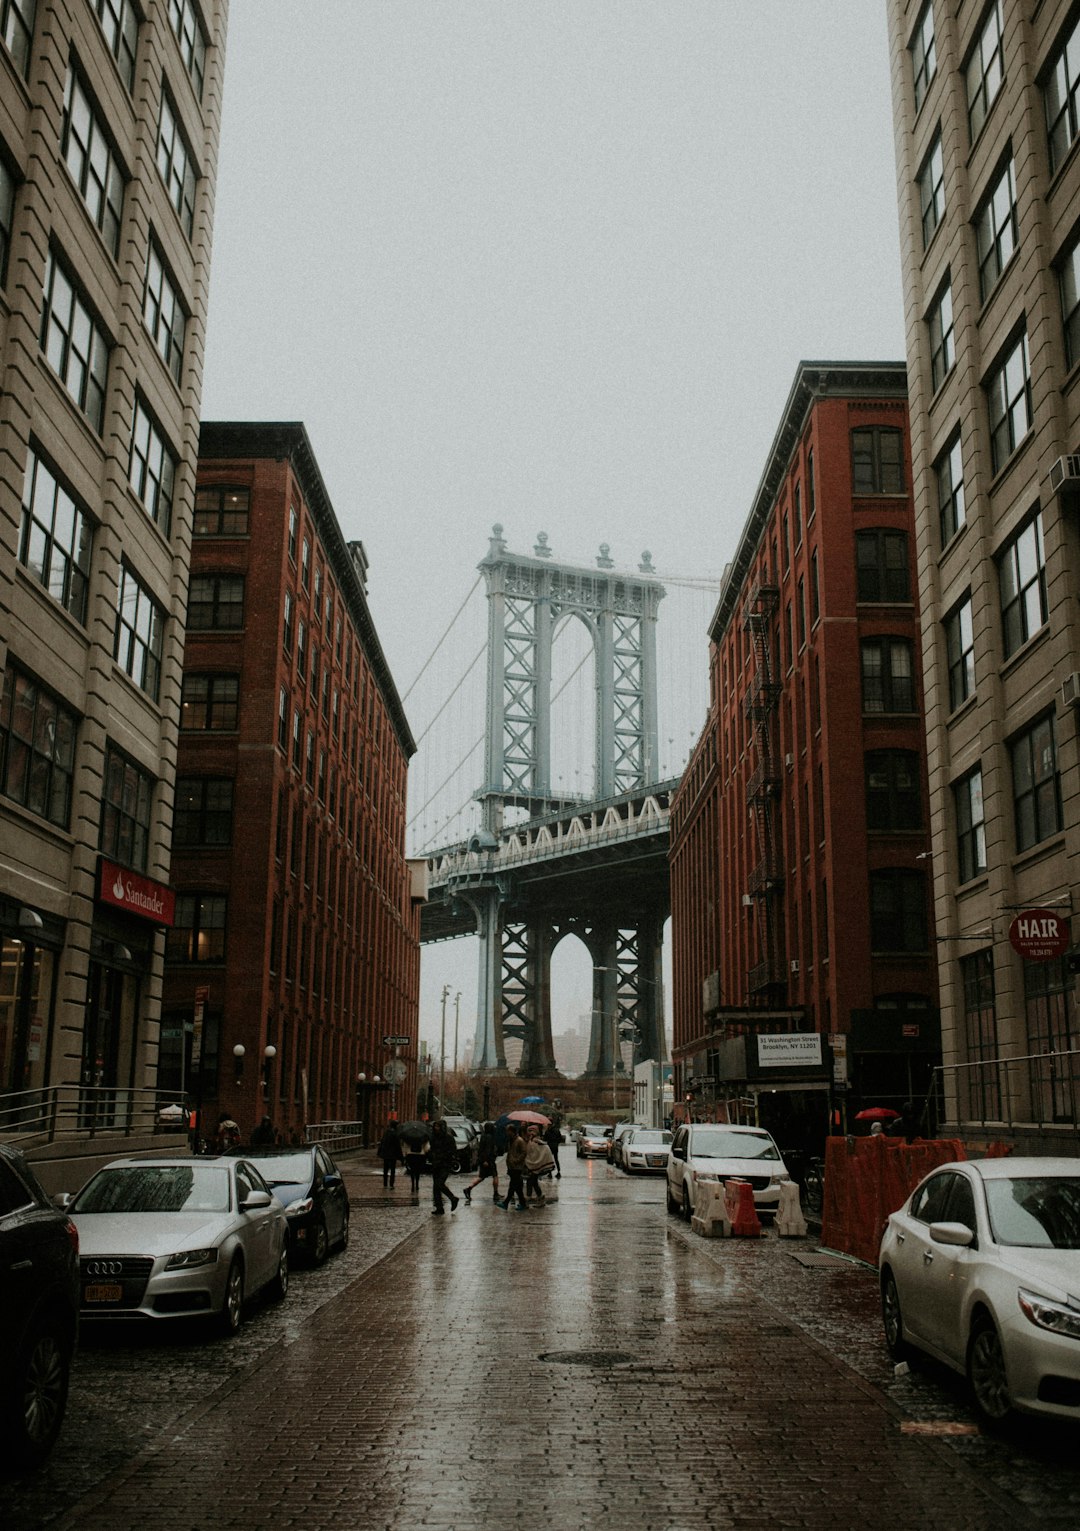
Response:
[775, 1179, 807, 1237]
[727, 1178, 761, 1237]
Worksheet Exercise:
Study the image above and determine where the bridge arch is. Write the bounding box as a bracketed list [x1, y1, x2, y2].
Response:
[550, 610, 598, 803]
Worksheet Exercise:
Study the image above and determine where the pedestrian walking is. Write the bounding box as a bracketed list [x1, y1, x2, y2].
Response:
[543, 1120, 562, 1179]
[377, 1121, 404, 1188]
[462, 1121, 500, 1203]
[251, 1114, 276, 1146]
[429, 1119, 460, 1215]
[213, 1113, 241, 1152]
[400, 1125, 429, 1200]
[497, 1123, 528, 1211]
[524, 1124, 556, 1203]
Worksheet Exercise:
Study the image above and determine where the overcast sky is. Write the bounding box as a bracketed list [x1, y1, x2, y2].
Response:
[200, 2, 907, 1056]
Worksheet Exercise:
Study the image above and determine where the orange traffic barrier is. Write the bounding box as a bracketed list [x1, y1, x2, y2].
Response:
[724, 1178, 761, 1237]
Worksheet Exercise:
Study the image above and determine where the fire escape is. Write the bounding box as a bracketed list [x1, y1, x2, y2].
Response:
[742, 577, 786, 998]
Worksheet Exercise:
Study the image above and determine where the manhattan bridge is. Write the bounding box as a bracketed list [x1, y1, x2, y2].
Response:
[404, 527, 720, 1085]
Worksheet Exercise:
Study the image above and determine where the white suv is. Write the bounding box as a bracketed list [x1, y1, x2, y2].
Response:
[666, 1123, 790, 1221]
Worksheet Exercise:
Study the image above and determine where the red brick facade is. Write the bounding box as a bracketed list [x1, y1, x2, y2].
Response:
[670, 365, 939, 1144]
[161, 423, 420, 1143]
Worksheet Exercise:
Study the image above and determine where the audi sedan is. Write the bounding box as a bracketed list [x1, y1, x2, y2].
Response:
[621, 1128, 673, 1174]
[66, 1157, 289, 1335]
[880, 1158, 1080, 1423]
[576, 1125, 610, 1159]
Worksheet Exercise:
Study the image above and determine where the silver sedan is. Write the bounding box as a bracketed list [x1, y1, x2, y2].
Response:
[879, 1157, 1080, 1423]
[67, 1157, 289, 1335]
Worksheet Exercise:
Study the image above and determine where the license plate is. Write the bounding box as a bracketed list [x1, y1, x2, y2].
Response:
[84, 1283, 123, 1303]
[648, 1156, 665, 1166]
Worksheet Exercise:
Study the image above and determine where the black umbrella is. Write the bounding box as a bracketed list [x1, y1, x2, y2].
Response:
[397, 1121, 430, 1148]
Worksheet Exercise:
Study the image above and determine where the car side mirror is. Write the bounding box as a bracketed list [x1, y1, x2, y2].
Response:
[323, 1172, 342, 1188]
[53, 1192, 72, 1210]
[929, 1221, 975, 1248]
[241, 1190, 273, 1211]
[672, 1145, 686, 1161]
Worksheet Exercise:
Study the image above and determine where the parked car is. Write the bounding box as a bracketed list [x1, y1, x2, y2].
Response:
[228, 1144, 348, 1264]
[607, 1122, 636, 1165]
[879, 1157, 1080, 1424]
[0, 1145, 79, 1470]
[621, 1128, 673, 1174]
[666, 1123, 791, 1220]
[444, 1122, 476, 1173]
[576, 1125, 610, 1159]
[66, 1157, 289, 1335]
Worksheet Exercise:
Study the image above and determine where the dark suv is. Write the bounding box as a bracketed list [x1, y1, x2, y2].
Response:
[0, 1145, 79, 1471]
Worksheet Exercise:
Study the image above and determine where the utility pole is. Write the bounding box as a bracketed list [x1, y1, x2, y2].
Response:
[439, 984, 449, 1119]
[453, 991, 461, 1112]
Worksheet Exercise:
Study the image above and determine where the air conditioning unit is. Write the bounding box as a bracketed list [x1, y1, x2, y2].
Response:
[1049, 455, 1080, 495]
[790, 959, 800, 974]
[1063, 672, 1080, 709]
[784, 752, 794, 769]
[741, 893, 754, 907]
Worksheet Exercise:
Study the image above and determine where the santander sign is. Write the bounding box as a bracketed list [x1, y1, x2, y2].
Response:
[1008, 908, 1070, 962]
[98, 858, 176, 927]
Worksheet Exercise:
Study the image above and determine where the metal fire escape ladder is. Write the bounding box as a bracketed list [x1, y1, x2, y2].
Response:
[742, 580, 786, 996]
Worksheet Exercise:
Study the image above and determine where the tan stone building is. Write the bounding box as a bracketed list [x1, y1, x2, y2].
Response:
[886, 1, 1080, 1145]
[0, 2, 228, 1145]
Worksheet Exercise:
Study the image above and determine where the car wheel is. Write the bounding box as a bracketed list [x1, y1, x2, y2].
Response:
[1, 1317, 71, 1470]
[312, 1215, 330, 1266]
[968, 1317, 1013, 1424]
[682, 1186, 692, 1222]
[880, 1270, 908, 1362]
[269, 1244, 289, 1302]
[666, 1183, 680, 1215]
[219, 1257, 244, 1336]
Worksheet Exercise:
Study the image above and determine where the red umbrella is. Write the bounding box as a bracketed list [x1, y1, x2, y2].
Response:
[855, 1106, 900, 1121]
[507, 1109, 551, 1126]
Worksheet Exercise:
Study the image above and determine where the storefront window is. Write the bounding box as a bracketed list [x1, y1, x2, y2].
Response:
[1025, 959, 1078, 1123]
[0, 935, 55, 1099]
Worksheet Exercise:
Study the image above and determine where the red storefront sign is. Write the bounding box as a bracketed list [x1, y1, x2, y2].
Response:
[98, 859, 176, 927]
[1008, 908, 1070, 962]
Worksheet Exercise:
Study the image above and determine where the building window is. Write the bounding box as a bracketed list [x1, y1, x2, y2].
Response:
[793, 484, 802, 548]
[855, 529, 909, 602]
[0, 155, 14, 286]
[100, 743, 152, 871]
[186, 574, 243, 631]
[173, 777, 233, 847]
[143, 242, 186, 383]
[869, 871, 927, 953]
[911, 3, 936, 112]
[935, 433, 965, 546]
[1024, 960, 1078, 1122]
[861, 638, 915, 714]
[917, 132, 944, 248]
[180, 673, 238, 731]
[90, 0, 138, 92]
[313, 563, 322, 612]
[851, 427, 904, 494]
[301, 536, 310, 589]
[1045, 11, 1080, 175]
[784, 603, 793, 671]
[287, 506, 297, 562]
[1059, 234, 1080, 372]
[278, 686, 287, 749]
[0, 662, 76, 829]
[1, 0, 35, 76]
[168, 0, 206, 98]
[927, 279, 955, 392]
[167, 894, 226, 964]
[114, 563, 164, 700]
[961, 950, 999, 1119]
[998, 512, 1046, 659]
[1011, 712, 1062, 853]
[796, 577, 806, 649]
[129, 398, 176, 536]
[954, 768, 986, 884]
[19, 448, 93, 625]
[305, 730, 314, 787]
[296, 618, 307, 684]
[156, 89, 196, 237]
[282, 590, 293, 654]
[61, 66, 125, 258]
[291, 708, 301, 768]
[40, 250, 110, 433]
[986, 330, 1031, 474]
[194, 486, 249, 536]
[965, 1, 1004, 144]
[975, 155, 1017, 302]
[865, 750, 921, 832]
[945, 594, 975, 711]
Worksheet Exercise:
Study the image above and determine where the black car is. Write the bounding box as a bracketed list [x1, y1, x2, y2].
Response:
[229, 1144, 349, 1265]
[0, 1145, 79, 1471]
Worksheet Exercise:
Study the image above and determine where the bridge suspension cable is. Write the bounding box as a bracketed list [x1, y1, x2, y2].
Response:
[400, 574, 483, 703]
[412, 640, 486, 747]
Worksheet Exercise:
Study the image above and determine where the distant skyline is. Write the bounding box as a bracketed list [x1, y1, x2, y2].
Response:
[201, 3, 907, 1054]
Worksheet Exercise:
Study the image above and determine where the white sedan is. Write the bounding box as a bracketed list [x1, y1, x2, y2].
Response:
[621, 1128, 673, 1174]
[67, 1157, 289, 1335]
[879, 1157, 1080, 1423]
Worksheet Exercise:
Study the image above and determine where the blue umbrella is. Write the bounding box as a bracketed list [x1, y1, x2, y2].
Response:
[519, 1096, 545, 1104]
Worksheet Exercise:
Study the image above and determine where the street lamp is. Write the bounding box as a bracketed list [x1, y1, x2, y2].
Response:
[262, 1044, 276, 1098]
[232, 1043, 245, 1087]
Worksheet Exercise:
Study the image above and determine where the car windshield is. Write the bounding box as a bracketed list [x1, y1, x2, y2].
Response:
[690, 1129, 778, 1161]
[984, 1176, 1080, 1249]
[632, 1130, 672, 1146]
[582, 1126, 607, 1137]
[73, 1165, 231, 1214]
[245, 1153, 313, 1186]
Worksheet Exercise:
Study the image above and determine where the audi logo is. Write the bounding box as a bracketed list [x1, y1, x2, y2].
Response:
[85, 1259, 123, 1277]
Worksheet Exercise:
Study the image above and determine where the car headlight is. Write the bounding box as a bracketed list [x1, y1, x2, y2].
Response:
[692, 1171, 720, 1183]
[1018, 1289, 1080, 1341]
[165, 1247, 218, 1270]
[286, 1197, 314, 1218]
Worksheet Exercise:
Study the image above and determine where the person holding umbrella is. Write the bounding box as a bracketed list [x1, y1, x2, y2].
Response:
[399, 1121, 430, 1201]
[429, 1119, 460, 1215]
[497, 1123, 529, 1211]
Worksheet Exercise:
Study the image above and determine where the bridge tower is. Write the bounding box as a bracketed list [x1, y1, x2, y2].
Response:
[468, 527, 668, 1081]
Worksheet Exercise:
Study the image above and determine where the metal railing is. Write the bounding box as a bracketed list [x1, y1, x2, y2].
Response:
[927, 1048, 1080, 1144]
[0, 1083, 188, 1147]
[304, 1120, 365, 1153]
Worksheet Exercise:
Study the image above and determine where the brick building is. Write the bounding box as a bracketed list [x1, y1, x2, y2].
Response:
[669, 362, 939, 1146]
[162, 422, 421, 1142]
[0, 3, 227, 1130]
[886, 1, 1080, 1148]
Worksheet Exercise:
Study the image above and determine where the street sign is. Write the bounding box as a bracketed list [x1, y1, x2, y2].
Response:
[1008, 908, 1070, 962]
[383, 1034, 411, 1047]
[384, 1059, 407, 1085]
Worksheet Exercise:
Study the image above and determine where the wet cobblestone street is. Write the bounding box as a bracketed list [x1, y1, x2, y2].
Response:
[8, 1154, 1080, 1531]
